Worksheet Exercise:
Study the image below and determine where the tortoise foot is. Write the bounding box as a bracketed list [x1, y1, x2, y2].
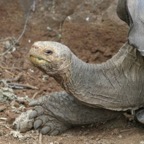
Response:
[13, 92, 121, 135]
[30, 106, 70, 135]
[13, 95, 71, 135]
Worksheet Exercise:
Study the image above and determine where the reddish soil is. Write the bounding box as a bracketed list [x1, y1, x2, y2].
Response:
[0, 1, 144, 144]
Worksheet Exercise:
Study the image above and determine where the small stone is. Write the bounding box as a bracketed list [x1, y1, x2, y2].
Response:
[29, 69, 34, 73]
[28, 39, 31, 43]
[118, 134, 122, 139]
[86, 17, 90, 21]
[67, 16, 71, 21]
[13, 110, 34, 132]
[42, 75, 49, 81]
[140, 141, 144, 144]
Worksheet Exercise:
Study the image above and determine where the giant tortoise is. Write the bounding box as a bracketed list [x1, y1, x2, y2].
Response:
[14, 0, 144, 135]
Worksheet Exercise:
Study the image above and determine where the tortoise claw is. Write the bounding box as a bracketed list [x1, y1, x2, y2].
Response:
[34, 119, 43, 129]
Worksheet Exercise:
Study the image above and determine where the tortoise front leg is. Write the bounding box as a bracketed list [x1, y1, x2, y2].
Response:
[14, 92, 121, 135]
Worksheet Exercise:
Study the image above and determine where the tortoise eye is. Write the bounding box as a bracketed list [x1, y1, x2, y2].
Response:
[45, 50, 53, 55]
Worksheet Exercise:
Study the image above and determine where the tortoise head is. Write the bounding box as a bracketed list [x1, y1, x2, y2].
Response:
[29, 41, 72, 75]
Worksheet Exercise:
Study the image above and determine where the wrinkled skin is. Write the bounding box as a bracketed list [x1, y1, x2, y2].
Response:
[14, 43, 144, 135]
[13, 0, 144, 135]
[14, 92, 121, 135]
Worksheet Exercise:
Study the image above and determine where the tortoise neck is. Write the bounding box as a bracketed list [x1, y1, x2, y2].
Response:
[53, 43, 141, 98]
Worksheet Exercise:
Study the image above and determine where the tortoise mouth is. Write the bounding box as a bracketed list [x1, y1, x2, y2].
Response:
[29, 55, 48, 65]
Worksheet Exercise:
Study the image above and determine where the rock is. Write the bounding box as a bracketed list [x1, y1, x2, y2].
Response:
[13, 110, 34, 132]
[0, 87, 17, 103]
[118, 134, 122, 139]
[140, 141, 144, 144]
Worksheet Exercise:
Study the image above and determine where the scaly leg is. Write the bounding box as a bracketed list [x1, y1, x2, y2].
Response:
[14, 91, 121, 135]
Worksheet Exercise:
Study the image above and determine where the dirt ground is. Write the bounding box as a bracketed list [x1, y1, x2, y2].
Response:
[1, 1, 144, 144]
